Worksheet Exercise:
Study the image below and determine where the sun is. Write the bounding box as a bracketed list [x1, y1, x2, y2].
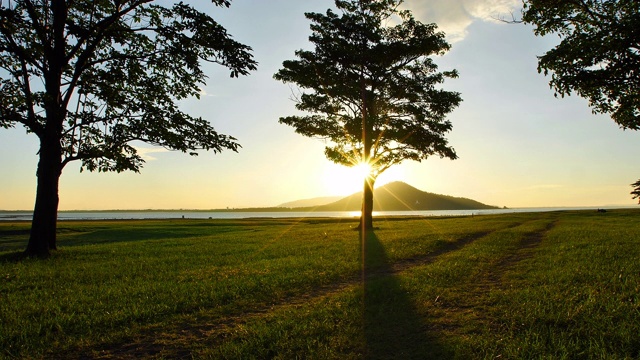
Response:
[321, 162, 369, 196]
[353, 162, 373, 181]
[322, 161, 405, 196]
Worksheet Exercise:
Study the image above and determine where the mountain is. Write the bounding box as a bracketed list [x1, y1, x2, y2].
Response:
[278, 196, 343, 208]
[312, 181, 497, 211]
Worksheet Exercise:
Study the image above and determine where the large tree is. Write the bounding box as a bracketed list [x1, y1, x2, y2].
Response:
[0, 0, 257, 257]
[274, 0, 461, 230]
[519, 0, 640, 201]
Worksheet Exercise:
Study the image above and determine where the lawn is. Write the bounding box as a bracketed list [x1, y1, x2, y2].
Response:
[1, 210, 639, 359]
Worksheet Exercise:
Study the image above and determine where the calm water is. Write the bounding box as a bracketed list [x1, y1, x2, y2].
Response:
[0, 207, 630, 221]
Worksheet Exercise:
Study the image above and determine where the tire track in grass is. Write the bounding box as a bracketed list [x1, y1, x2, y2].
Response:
[66, 223, 526, 359]
[482, 219, 558, 288]
[426, 217, 558, 336]
[364, 219, 529, 280]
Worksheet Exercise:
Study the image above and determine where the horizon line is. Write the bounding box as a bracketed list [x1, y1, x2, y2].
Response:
[2, 204, 638, 212]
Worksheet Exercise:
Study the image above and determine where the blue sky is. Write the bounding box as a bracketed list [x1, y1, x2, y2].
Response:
[1, 0, 638, 210]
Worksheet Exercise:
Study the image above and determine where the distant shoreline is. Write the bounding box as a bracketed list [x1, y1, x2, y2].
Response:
[1, 206, 637, 222]
[0, 207, 318, 213]
[2, 205, 638, 213]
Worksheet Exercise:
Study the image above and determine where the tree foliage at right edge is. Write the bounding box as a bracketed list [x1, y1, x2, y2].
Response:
[274, 0, 462, 229]
[520, 0, 640, 202]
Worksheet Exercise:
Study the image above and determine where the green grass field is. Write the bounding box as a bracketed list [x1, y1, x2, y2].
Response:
[1, 210, 639, 359]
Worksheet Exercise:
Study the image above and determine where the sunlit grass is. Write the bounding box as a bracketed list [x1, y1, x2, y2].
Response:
[1, 210, 639, 358]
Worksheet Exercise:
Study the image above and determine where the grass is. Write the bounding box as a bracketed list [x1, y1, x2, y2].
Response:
[1, 210, 639, 359]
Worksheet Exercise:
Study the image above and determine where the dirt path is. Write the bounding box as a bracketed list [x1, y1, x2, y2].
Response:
[425, 217, 559, 336]
[482, 219, 557, 288]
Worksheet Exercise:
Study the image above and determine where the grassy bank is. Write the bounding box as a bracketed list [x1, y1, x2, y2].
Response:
[1, 210, 639, 359]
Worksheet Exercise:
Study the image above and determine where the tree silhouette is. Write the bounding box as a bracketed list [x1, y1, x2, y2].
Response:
[274, 0, 461, 230]
[519, 0, 640, 201]
[0, 0, 257, 257]
[632, 179, 640, 203]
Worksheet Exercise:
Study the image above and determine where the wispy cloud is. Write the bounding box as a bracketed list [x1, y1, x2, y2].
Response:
[402, 0, 520, 42]
[199, 87, 217, 98]
[133, 146, 169, 161]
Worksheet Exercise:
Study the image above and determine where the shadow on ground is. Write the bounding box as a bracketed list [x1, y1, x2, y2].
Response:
[362, 230, 452, 359]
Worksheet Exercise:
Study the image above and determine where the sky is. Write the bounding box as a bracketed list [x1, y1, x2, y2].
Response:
[1, 0, 639, 211]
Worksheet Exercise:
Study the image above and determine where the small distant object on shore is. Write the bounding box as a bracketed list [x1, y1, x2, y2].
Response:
[597, 208, 607, 213]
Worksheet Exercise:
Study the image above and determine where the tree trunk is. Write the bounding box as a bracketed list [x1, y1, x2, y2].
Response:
[25, 0, 67, 257]
[360, 176, 375, 232]
[25, 137, 63, 257]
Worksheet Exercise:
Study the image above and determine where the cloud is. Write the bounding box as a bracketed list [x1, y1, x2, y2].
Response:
[401, 0, 520, 42]
[199, 87, 217, 98]
[133, 146, 169, 161]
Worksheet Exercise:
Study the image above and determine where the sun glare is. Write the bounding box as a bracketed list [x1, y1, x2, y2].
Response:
[353, 162, 373, 181]
[322, 161, 405, 196]
[322, 162, 368, 196]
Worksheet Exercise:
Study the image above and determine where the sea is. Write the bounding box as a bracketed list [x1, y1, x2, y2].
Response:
[0, 206, 635, 221]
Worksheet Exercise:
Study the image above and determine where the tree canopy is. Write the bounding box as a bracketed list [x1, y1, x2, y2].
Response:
[0, 0, 256, 172]
[520, 0, 640, 201]
[0, 0, 257, 256]
[522, 0, 639, 129]
[632, 179, 640, 203]
[274, 0, 461, 229]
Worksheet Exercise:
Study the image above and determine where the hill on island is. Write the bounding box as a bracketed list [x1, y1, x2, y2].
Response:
[310, 181, 497, 211]
[278, 196, 343, 208]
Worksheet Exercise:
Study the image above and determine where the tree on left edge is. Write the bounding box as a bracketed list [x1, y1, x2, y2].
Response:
[0, 0, 257, 257]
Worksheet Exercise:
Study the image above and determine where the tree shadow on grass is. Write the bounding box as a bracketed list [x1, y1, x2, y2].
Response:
[0, 251, 27, 263]
[362, 230, 452, 359]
